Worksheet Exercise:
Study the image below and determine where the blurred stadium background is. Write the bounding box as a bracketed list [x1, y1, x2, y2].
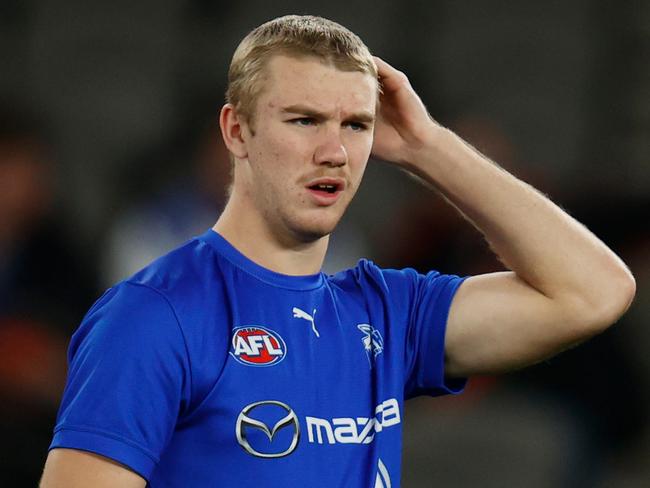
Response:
[0, 0, 648, 486]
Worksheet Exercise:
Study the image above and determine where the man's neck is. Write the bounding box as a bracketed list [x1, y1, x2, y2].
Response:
[213, 202, 329, 276]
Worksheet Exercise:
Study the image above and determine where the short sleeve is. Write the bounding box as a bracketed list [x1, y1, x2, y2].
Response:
[49, 282, 191, 481]
[381, 267, 468, 399]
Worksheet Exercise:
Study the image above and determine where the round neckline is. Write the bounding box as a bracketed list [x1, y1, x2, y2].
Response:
[198, 229, 325, 291]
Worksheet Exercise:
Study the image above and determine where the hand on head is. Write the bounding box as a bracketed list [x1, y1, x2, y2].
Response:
[371, 56, 441, 167]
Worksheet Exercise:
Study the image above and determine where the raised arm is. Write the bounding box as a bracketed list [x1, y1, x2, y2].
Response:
[40, 449, 146, 488]
[372, 57, 636, 377]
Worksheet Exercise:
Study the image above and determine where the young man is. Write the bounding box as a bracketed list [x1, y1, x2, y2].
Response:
[41, 15, 635, 487]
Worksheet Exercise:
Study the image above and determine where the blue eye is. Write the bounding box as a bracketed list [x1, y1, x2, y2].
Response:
[292, 117, 315, 126]
[345, 122, 367, 132]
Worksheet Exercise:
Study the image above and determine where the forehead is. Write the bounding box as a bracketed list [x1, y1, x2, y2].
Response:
[258, 55, 377, 115]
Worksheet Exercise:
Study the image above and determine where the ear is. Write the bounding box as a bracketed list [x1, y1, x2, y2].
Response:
[219, 103, 249, 159]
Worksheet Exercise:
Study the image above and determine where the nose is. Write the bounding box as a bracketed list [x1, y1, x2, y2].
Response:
[314, 127, 347, 167]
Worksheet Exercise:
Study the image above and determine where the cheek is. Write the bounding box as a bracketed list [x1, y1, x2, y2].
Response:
[348, 137, 373, 169]
[258, 130, 302, 163]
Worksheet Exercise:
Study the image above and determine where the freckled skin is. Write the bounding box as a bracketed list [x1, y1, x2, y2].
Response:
[237, 55, 377, 244]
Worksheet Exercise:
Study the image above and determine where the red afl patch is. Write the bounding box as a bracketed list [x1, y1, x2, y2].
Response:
[230, 326, 287, 367]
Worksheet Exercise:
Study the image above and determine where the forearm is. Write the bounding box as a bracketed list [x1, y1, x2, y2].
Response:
[407, 125, 635, 324]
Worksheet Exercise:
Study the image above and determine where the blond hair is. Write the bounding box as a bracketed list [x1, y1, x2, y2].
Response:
[226, 15, 377, 131]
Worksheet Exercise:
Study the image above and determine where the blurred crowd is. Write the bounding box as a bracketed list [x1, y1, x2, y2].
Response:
[0, 1, 648, 487]
[0, 104, 98, 483]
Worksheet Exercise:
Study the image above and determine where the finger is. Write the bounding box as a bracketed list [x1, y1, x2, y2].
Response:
[373, 56, 408, 93]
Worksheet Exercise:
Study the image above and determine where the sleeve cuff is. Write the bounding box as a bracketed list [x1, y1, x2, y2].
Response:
[407, 275, 469, 399]
[49, 427, 158, 481]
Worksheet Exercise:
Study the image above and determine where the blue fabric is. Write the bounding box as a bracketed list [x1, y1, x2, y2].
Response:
[50, 229, 467, 487]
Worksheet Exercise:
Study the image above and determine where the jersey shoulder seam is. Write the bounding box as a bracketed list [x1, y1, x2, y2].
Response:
[121, 280, 194, 413]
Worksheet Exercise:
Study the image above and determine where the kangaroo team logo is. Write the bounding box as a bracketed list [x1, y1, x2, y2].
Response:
[230, 326, 287, 367]
[375, 459, 392, 488]
[357, 324, 384, 367]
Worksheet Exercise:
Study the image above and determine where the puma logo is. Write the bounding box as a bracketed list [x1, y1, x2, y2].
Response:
[292, 307, 319, 338]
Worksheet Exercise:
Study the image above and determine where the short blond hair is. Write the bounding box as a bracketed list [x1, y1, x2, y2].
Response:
[226, 15, 377, 130]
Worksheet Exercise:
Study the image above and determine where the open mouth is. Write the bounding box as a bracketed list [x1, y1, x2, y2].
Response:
[305, 178, 345, 205]
[308, 183, 339, 194]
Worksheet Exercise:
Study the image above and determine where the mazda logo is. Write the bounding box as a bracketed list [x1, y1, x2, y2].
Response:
[236, 400, 300, 458]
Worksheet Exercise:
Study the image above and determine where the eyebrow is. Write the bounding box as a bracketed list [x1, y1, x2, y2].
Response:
[281, 104, 375, 123]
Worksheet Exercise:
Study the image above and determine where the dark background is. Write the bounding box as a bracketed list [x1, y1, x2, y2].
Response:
[0, 0, 648, 486]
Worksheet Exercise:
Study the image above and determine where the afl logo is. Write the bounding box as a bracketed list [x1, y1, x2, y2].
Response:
[230, 326, 287, 367]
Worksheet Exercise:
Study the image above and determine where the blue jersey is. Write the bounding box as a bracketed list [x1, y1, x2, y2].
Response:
[50, 229, 466, 487]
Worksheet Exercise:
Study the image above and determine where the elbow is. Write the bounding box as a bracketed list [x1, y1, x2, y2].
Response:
[603, 268, 636, 325]
[575, 267, 636, 335]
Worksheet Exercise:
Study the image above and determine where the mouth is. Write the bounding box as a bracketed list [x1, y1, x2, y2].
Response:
[308, 183, 339, 194]
[305, 178, 345, 205]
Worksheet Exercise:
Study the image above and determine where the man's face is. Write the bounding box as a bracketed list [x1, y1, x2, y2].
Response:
[236, 55, 377, 243]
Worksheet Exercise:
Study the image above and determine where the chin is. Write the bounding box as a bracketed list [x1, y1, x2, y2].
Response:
[289, 215, 340, 243]
[292, 225, 335, 243]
